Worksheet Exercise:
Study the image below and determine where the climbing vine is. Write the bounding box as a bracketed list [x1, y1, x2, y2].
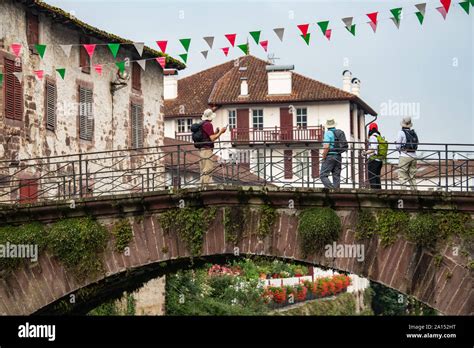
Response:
[111, 218, 133, 253]
[376, 210, 409, 247]
[224, 206, 248, 245]
[355, 210, 377, 241]
[406, 213, 439, 248]
[257, 205, 277, 239]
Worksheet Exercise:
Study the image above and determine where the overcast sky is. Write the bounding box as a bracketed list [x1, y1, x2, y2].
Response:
[44, 0, 473, 145]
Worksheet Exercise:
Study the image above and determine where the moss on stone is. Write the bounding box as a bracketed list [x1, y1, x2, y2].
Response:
[257, 205, 277, 239]
[406, 213, 439, 248]
[355, 210, 378, 241]
[376, 210, 409, 247]
[112, 219, 133, 253]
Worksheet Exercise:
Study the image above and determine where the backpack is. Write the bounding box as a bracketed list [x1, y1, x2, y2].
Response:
[330, 129, 348, 154]
[191, 121, 204, 148]
[372, 134, 388, 161]
[401, 129, 419, 152]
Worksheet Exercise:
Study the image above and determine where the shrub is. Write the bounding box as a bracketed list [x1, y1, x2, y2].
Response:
[355, 210, 378, 240]
[298, 208, 341, 256]
[406, 213, 439, 248]
[377, 210, 409, 246]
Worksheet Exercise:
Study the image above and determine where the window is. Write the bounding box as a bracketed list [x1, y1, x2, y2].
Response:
[45, 80, 56, 131]
[252, 109, 263, 130]
[228, 110, 236, 129]
[177, 118, 192, 133]
[26, 13, 39, 47]
[296, 108, 307, 128]
[79, 86, 93, 141]
[4, 58, 23, 121]
[132, 62, 141, 91]
[131, 103, 144, 148]
[80, 36, 91, 74]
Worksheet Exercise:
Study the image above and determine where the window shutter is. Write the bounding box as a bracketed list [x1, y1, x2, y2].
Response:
[131, 104, 143, 148]
[26, 13, 39, 46]
[284, 150, 293, 179]
[19, 179, 38, 203]
[4, 58, 23, 121]
[132, 62, 141, 90]
[45, 80, 56, 130]
[311, 149, 320, 178]
[79, 86, 93, 141]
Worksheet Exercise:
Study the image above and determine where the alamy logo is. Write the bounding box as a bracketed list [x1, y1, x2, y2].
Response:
[18, 322, 56, 341]
[0, 242, 38, 262]
[324, 242, 365, 262]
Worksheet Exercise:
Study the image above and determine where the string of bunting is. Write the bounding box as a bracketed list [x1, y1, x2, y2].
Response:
[0, 0, 472, 86]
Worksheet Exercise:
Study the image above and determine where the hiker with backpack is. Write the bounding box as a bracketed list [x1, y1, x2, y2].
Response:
[364, 123, 387, 189]
[320, 119, 348, 189]
[191, 109, 227, 185]
[395, 116, 419, 190]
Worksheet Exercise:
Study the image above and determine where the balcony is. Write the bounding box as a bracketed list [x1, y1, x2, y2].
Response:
[175, 132, 193, 142]
[231, 126, 324, 144]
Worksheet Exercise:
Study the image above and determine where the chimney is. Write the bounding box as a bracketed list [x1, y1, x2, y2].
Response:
[266, 65, 294, 95]
[342, 70, 352, 92]
[163, 69, 178, 100]
[240, 77, 248, 96]
[351, 77, 361, 96]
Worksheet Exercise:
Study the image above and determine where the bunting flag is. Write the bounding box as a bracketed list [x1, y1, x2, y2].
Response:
[317, 21, 330, 35]
[136, 59, 146, 71]
[390, 8, 403, 27]
[13, 72, 22, 83]
[260, 40, 268, 52]
[94, 64, 103, 76]
[342, 17, 353, 28]
[156, 40, 168, 53]
[441, 0, 451, 12]
[415, 12, 425, 24]
[11, 43, 22, 57]
[60, 44, 72, 58]
[83, 44, 96, 58]
[325, 29, 332, 40]
[156, 57, 166, 69]
[250, 31, 261, 44]
[35, 44, 46, 59]
[368, 21, 377, 33]
[470, 0, 474, 6]
[436, 6, 448, 18]
[237, 43, 249, 55]
[56, 68, 66, 80]
[203, 36, 214, 49]
[459, 1, 470, 13]
[273, 27, 285, 41]
[133, 42, 144, 57]
[108, 43, 120, 58]
[415, 3, 427, 14]
[116, 61, 126, 74]
[391, 18, 401, 29]
[34, 70, 44, 80]
[179, 53, 188, 63]
[297, 24, 310, 36]
[221, 47, 230, 56]
[0, 73, 3, 87]
[346, 24, 356, 36]
[225, 34, 237, 47]
[179, 38, 191, 52]
[367, 12, 378, 25]
[201, 50, 208, 59]
[301, 33, 311, 45]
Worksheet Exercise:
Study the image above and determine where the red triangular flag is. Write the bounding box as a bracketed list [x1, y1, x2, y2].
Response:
[221, 47, 230, 56]
[11, 43, 22, 57]
[297, 24, 310, 36]
[436, 6, 448, 19]
[368, 21, 377, 33]
[260, 40, 268, 52]
[325, 29, 332, 40]
[156, 41, 167, 53]
[367, 12, 378, 25]
[83, 44, 96, 58]
[156, 57, 166, 69]
[94, 64, 103, 76]
[225, 34, 236, 47]
[440, 0, 451, 12]
[34, 70, 44, 80]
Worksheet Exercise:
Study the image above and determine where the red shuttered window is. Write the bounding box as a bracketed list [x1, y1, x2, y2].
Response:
[131, 103, 144, 148]
[132, 62, 141, 91]
[311, 149, 320, 178]
[45, 80, 57, 131]
[26, 12, 39, 47]
[284, 150, 293, 179]
[4, 58, 23, 121]
[19, 179, 38, 204]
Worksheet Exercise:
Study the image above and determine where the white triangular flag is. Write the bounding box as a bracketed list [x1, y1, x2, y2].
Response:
[13, 72, 23, 82]
[133, 42, 144, 57]
[273, 27, 285, 41]
[203, 36, 214, 49]
[136, 59, 146, 71]
[201, 50, 208, 59]
[59, 44, 72, 58]
[390, 17, 401, 29]
[415, 3, 426, 15]
[342, 17, 353, 29]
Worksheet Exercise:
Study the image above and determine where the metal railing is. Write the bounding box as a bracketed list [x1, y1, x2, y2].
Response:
[0, 140, 472, 205]
[230, 126, 324, 143]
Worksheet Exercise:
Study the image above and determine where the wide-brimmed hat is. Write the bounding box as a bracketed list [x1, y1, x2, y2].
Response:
[202, 109, 216, 121]
[401, 116, 412, 128]
[325, 119, 337, 128]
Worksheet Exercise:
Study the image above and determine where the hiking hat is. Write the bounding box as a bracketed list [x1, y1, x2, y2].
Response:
[202, 109, 216, 121]
[369, 123, 378, 132]
[325, 119, 337, 128]
[401, 116, 412, 128]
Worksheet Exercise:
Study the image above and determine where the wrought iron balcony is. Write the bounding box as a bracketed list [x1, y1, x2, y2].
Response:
[230, 126, 324, 143]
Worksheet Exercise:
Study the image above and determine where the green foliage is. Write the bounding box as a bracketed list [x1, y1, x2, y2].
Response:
[298, 208, 341, 256]
[112, 218, 133, 253]
[125, 292, 136, 315]
[355, 210, 377, 240]
[436, 211, 472, 240]
[274, 292, 358, 316]
[376, 210, 409, 246]
[159, 207, 217, 256]
[224, 207, 247, 245]
[88, 299, 118, 316]
[257, 205, 277, 238]
[406, 214, 439, 248]
[47, 217, 108, 281]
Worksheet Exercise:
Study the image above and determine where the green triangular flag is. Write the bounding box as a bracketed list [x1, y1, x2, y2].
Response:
[108, 43, 120, 58]
[0, 73, 3, 87]
[459, 1, 470, 14]
[237, 43, 249, 55]
[249, 31, 261, 44]
[116, 61, 125, 73]
[317, 21, 329, 35]
[35, 44, 46, 59]
[56, 68, 66, 80]
[390, 8, 402, 23]
[179, 38, 191, 52]
[415, 11, 424, 25]
[346, 24, 356, 36]
[470, 0, 474, 6]
[301, 33, 311, 45]
[179, 53, 188, 63]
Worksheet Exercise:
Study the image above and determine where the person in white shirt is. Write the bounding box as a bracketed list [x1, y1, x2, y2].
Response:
[365, 123, 383, 189]
[395, 116, 419, 190]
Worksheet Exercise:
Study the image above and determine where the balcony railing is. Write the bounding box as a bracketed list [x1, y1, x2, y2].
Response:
[231, 126, 324, 143]
[175, 132, 193, 142]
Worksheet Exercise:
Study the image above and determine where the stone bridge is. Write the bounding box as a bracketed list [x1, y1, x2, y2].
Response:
[0, 187, 472, 315]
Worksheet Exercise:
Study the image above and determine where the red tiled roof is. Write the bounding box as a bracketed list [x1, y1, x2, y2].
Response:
[164, 55, 376, 118]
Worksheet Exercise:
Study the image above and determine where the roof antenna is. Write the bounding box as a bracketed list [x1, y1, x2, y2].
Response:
[267, 53, 280, 64]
